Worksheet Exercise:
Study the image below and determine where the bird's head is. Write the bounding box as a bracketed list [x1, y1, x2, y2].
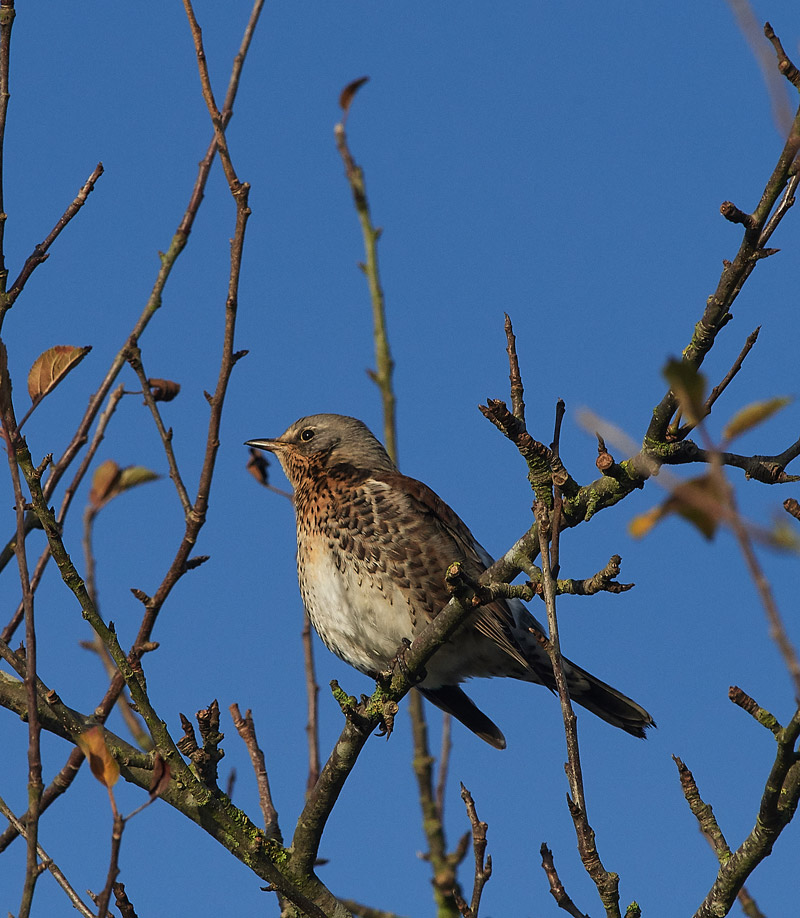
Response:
[246, 414, 395, 487]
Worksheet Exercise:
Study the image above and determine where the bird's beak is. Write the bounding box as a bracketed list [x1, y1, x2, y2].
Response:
[245, 437, 284, 453]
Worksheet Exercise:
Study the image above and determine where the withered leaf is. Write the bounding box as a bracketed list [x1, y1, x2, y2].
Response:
[148, 378, 181, 402]
[89, 461, 159, 510]
[722, 396, 792, 443]
[77, 726, 120, 788]
[247, 448, 269, 487]
[27, 345, 92, 405]
[339, 76, 369, 114]
[630, 475, 724, 541]
[663, 357, 706, 427]
[149, 752, 171, 799]
[89, 459, 121, 508]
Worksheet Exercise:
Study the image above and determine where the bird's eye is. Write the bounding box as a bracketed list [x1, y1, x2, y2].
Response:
[300, 428, 315, 442]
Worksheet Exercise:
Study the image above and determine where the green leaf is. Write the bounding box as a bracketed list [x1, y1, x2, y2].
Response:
[722, 396, 792, 443]
[116, 466, 160, 493]
[663, 358, 706, 426]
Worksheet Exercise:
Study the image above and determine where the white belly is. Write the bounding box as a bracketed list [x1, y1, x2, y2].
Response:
[299, 544, 414, 676]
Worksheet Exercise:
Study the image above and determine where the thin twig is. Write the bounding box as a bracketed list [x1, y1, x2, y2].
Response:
[81, 498, 152, 750]
[229, 703, 282, 842]
[334, 85, 396, 463]
[301, 612, 321, 791]
[2, 162, 105, 316]
[673, 327, 760, 440]
[504, 313, 525, 422]
[2, 384, 123, 647]
[435, 713, 452, 821]
[540, 843, 590, 918]
[535, 504, 622, 918]
[725, 4, 794, 135]
[0, 0, 264, 583]
[458, 784, 492, 918]
[95, 805, 124, 918]
[0, 791, 95, 918]
[0, 348, 43, 918]
[0, 0, 15, 295]
[726, 483, 800, 694]
[408, 688, 464, 912]
[182, 0, 243, 193]
[126, 346, 191, 515]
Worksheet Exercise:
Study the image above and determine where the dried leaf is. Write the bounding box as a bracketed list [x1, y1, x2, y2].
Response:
[89, 461, 159, 510]
[630, 475, 725, 541]
[722, 396, 792, 443]
[149, 752, 171, 799]
[27, 345, 92, 405]
[77, 726, 119, 788]
[339, 76, 369, 114]
[247, 448, 269, 486]
[89, 459, 121, 508]
[665, 477, 722, 539]
[663, 358, 706, 426]
[628, 506, 664, 539]
[148, 377, 181, 402]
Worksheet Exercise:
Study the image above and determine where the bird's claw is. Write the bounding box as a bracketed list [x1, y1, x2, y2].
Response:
[385, 637, 426, 685]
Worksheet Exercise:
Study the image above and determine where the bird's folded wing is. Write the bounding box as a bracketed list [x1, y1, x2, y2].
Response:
[370, 469, 530, 670]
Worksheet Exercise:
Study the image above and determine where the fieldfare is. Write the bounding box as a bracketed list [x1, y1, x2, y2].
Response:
[247, 414, 653, 749]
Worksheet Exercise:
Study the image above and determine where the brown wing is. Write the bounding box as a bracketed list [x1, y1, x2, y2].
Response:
[368, 469, 529, 670]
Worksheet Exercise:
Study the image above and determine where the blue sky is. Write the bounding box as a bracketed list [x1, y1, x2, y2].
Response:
[1, 2, 799, 916]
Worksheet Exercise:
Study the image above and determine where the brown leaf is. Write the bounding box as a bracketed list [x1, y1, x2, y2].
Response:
[148, 377, 181, 402]
[246, 448, 269, 486]
[339, 76, 369, 114]
[149, 752, 171, 799]
[76, 726, 119, 788]
[27, 345, 92, 405]
[89, 461, 159, 510]
[667, 479, 720, 540]
[722, 396, 792, 443]
[89, 459, 121, 508]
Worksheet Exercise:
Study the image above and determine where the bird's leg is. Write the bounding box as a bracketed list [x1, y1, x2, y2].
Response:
[382, 637, 427, 686]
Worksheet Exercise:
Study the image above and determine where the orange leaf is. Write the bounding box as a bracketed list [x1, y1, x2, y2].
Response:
[27, 345, 92, 405]
[76, 726, 119, 788]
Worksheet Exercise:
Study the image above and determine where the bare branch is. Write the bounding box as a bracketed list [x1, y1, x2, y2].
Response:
[301, 611, 321, 791]
[229, 703, 282, 842]
[456, 785, 492, 918]
[0, 791, 95, 918]
[334, 81, 396, 464]
[504, 313, 525, 422]
[2, 162, 104, 315]
[540, 843, 590, 918]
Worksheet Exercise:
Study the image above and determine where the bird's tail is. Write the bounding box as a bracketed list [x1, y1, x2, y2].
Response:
[562, 657, 655, 738]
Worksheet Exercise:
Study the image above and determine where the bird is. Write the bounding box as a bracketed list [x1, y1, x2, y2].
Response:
[246, 414, 654, 749]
